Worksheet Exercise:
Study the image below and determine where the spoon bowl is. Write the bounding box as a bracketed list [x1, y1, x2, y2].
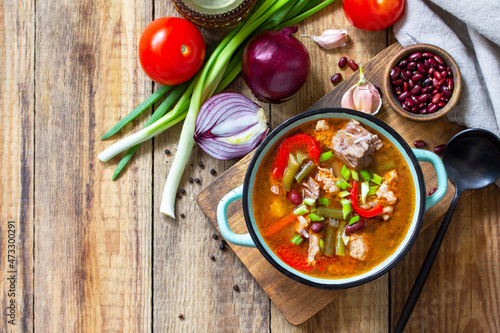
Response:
[443, 129, 500, 190]
[396, 128, 500, 332]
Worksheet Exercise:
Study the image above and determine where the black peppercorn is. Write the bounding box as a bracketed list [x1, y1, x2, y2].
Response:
[219, 244, 225, 251]
[180, 213, 185, 219]
[188, 177, 193, 183]
[233, 285, 239, 291]
[194, 178, 200, 184]
[198, 161, 204, 168]
[164, 149, 170, 155]
[210, 255, 215, 261]
[178, 313, 184, 319]
[221, 239, 227, 245]
[180, 188, 186, 195]
[210, 169, 216, 175]
[212, 234, 218, 240]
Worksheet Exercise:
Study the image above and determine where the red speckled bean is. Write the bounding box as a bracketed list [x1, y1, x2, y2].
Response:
[433, 71, 442, 80]
[428, 103, 438, 113]
[437, 64, 446, 71]
[390, 67, 401, 80]
[331, 73, 342, 84]
[410, 86, 421, 95]
[441, 86, 452, 97]
[422, 86, 433, 94]
[434, 55, 445, 65]
[400, 70, 408, 81]
[423, 52, 434, 58]
[417, 63, 426, 74]
[428, 58, 438, 67]
[407, 61, 417, 70]
[392, 79, 404, 86]
[405, 98, 414, 107]
[447, 78, 454, 91]
[398, 91, 410, 101]
[417, 94, 429, 103]
[429, 188, 437, 196]
[420, 107, 428, 114]
[409, 52, 422, 61]
[424, 59, 430, 69]
[311, 222, 324, 233]
[403, 82, 408, 92]
[438, 101, 446, 108]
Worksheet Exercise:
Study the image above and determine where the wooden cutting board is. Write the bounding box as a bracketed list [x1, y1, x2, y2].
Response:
[196, 43, 464, 325]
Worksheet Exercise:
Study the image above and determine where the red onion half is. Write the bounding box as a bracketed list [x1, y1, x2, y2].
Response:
[241, 26, 311, 104]
[194, 93, 269, 160]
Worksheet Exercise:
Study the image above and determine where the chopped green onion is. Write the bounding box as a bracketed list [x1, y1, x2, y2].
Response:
[340, 198, 350, 206]
[368, 185, 379, 196]
[303, 197, 316, 206]
[318, 197, 329, 206]
[361, 181, 369, 204]
[371, 174, 383, 185]
[339, 191, 350, 198]
[351, 170, 359, 181]
[316, 207, 343, 219]
[319, 239, 324, 251]
[340, 165, 351, 180]
[342, 202, 352, 220]
[336, 179, 351, 190]
[348, 215, 360, 225]
[308, 213, 324, 221]
[360, 169, 371, 181]
[293, 204, 309, 215]
[291, 234, 303, 245]
[319, 151, 333, 162]
[295, 161, 315, 183]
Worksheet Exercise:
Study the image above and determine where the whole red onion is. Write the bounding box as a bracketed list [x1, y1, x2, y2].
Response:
[241, 26, 311, 104]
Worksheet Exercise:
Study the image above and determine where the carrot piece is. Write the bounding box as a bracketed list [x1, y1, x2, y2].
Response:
[264, 215, 297, 237]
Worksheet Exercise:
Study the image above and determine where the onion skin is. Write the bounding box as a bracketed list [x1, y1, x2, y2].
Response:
[241, 26, 311, 104]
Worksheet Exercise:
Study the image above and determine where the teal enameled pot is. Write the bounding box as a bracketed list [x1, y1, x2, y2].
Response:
[217, 108, 448, 290]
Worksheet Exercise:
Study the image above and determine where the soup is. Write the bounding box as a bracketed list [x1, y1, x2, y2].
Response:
[253, 118, 415, 278]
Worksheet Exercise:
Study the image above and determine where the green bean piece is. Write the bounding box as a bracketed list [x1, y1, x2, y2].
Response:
[282, 153, 301, 191]
[323, 225, 336, 256]
[317, 207, 343, 219]
[295, 151, 309, 164]
[335, 221, 346, 256]
[295, 161, 315, 183]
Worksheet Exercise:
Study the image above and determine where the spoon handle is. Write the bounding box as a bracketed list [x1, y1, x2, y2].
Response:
[394, 190, 462, 333]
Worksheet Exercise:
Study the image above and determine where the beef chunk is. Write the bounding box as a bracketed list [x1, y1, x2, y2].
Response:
[332, 120, 383, 170]
[302, 176, 320, 200]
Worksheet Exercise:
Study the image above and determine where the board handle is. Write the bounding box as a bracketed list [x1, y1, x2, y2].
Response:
[217, 184, 256, 248]
[412, 149, 448, 210]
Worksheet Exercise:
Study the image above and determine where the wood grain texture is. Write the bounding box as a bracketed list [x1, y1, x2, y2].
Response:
[0, 0, 34, 331]
[151, 4, 270, 333]
[34, 1, 152, 331]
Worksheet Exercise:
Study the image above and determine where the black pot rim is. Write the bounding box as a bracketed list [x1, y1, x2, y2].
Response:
[242, 108, 426, 290]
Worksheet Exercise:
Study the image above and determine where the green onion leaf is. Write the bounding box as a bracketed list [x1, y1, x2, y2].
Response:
[351, 170, 359, 181]
[293, 204, 309, 215]
[336, 179, 351, 190]
[341, 165, 351, 180]
[308, 213, 324, 221]
[371, 174, 383, 185]
[318, 197, 330, 206]
[319, 151, 333, 162]
[348, 215, 360, 225]
[360, 169, 371, 181]
[368, 185, 379, 196]
[303, 197, 316, 206]
[340, 198, 350, 206]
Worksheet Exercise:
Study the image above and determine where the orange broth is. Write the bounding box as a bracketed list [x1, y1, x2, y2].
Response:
[253, 119, 415, 278]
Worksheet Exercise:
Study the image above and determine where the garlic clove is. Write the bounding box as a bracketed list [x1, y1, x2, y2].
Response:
[302, 29, 348, 50]
[341, 66, 382, 115]
[341, 86, 356, 109]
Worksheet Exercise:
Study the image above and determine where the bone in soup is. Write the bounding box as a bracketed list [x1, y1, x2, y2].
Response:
[253, 118, 415, 278]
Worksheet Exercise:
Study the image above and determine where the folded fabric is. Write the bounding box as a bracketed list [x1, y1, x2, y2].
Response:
[394, 0, 500, 137]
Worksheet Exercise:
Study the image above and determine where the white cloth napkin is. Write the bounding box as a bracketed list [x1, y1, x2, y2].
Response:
[393, 0, 500, 137]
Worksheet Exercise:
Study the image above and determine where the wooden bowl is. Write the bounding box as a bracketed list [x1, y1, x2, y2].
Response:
[382, 43, 462, 122]
[171, 0, 257, 29]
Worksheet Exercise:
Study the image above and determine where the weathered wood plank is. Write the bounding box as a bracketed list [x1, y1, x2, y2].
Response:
[0, 0, 34, 331]
[34, 1, 152, 331]
[151, 4, 270, 332]
[390, 184, 500, 332]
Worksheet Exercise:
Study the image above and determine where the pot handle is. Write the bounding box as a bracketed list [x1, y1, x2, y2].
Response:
[412, 149, 448, 211]
[217, 184, 256, 248]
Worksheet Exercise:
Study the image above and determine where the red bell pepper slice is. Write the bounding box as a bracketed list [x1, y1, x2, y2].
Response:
[272, 133, 321, 179]
[350, 181, 383, 218]
[276, 244, 313, 271]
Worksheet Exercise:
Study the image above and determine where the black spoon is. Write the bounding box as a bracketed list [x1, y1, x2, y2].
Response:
[395, 128, 500, 333]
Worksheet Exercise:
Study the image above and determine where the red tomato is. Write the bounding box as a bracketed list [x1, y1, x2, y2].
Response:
[139, 17, 205, 85]
[343, 0, 405, 31]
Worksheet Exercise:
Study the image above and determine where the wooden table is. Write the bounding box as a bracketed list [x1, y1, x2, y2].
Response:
[1, 1, 499, 332]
